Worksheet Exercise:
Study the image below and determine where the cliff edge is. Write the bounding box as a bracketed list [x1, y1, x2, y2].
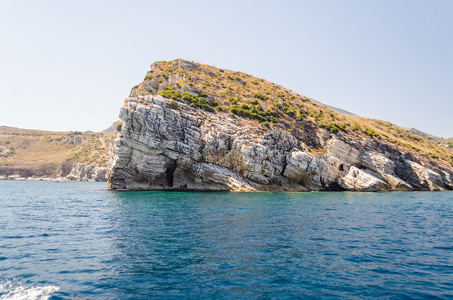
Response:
[107, 59, 453, 191]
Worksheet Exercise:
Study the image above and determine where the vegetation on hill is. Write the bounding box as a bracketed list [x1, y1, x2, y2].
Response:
[0, 126, 113, 177]
[130, 59, 453, 166]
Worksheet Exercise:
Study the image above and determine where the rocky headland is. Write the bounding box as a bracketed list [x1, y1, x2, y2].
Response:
[107, 59, 453, 191]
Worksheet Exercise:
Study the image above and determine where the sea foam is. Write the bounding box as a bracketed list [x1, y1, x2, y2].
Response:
[0, 279, 59, 300]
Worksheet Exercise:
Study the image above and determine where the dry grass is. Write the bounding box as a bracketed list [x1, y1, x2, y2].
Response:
[0, 126, 114, 169]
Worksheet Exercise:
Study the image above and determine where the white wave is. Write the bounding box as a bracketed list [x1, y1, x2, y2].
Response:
[0, 279, 59, 300]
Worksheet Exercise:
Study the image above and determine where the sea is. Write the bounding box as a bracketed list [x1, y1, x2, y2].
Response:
[1, 181, 452, 299]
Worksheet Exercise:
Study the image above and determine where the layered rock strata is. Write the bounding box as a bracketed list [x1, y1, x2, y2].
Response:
[66, 163, 108, 182]
[107, 95, 453, 191]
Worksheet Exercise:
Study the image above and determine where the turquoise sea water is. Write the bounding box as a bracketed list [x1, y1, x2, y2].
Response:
[0, 181, 452, 299]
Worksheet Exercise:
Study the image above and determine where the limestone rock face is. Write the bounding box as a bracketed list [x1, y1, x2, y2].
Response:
[67, 163, 108, 182]
[339, 166, 390, 192]
[107, 95, 453, 191]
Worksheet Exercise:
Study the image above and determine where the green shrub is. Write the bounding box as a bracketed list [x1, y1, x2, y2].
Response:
[264, 109, 279, 118]
[319, 122, 347, 134]
[159, 87, 182, 101]
[249, 106, 258, 114]
[352, 124, 361, 131]
[254, 93, 267, 101]
[181, 92, 192, 101]
[180, 92, 215, 112]
[267, 116, 278, 123]
[364, 128, 380, 138]
[168, 100, 179, 109]
[229, 106, 248, 116]
[297, 109, 307, 120]
[250, 113, 266, 122]
[284, 107, 296, 117]
[339, 124, 347, 132]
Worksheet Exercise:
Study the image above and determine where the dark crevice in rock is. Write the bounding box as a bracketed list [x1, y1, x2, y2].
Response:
[394, 158, 426, 190]
[320, 177, 326, 189]
[325, 182, 346, 191]
[227, 136, 233, 151]
[165, 159, 177, 188]
[299, 121, 321, 149]
[280, 156, 287, 176]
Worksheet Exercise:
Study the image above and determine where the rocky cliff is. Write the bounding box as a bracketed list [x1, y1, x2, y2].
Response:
[107, 59, 453, 191]
[66, 163, 108, 182]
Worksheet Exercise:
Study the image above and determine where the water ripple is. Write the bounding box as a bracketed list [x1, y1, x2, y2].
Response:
[0, 181, 452, 299]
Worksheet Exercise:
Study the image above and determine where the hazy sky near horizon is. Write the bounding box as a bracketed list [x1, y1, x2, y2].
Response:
[1, 0, 452, 137]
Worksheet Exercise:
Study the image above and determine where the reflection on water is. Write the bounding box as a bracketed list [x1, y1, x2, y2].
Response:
[1, 181, 452, 299]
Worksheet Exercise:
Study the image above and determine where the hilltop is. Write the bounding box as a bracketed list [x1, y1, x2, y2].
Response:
[107, 59, 453, 191]
[129, 59, 452, 166]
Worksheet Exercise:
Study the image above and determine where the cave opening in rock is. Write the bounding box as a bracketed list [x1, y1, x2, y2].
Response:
[165, 159, 177, 188]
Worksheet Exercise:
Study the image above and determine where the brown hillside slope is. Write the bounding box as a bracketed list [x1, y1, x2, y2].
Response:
[0, 126, 113, 179]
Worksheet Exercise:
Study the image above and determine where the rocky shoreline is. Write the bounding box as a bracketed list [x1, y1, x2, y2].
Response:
[0, 162, 108, 182]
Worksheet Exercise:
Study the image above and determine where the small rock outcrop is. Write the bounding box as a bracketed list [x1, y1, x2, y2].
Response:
[107, 95, 453, 191]
[67, 163, 108, 182]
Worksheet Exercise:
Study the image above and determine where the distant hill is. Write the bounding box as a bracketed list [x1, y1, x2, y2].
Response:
[102, 121, 119, 133]
[0, 126, 114, 179]
[407, 128, 439, 139]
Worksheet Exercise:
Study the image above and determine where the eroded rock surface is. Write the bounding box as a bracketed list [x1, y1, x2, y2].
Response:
[107, 95, 453, 191]
[67, 163, 108, 182]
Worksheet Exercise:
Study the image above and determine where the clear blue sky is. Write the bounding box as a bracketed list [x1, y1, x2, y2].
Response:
[1, 0, 452, 137]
